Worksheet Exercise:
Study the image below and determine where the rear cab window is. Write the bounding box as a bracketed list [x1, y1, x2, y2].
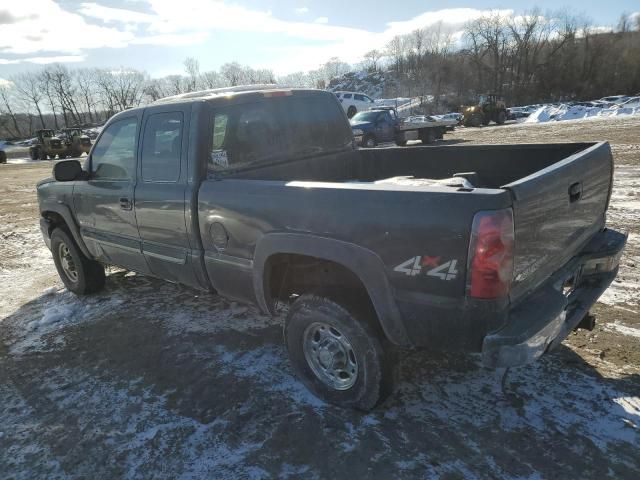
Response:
[208, 93, 352, 174]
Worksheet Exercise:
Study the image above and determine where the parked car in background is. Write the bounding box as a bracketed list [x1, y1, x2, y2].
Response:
[593, 95, 630, 108]
[435, 112, 463, 125]
[334, 91, 376, 118]
[614, 96, 640, 109]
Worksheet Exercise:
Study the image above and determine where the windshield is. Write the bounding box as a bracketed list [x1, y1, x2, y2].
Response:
[351, 111, 380, 123]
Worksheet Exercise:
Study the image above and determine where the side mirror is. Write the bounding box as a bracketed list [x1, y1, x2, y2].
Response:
[53, 160, 83, 182]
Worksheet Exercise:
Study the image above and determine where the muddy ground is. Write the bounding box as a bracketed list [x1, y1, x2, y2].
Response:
[1, 117, 639, 479]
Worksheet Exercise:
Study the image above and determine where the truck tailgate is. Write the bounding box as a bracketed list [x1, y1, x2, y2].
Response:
[504, 142, 613, 302]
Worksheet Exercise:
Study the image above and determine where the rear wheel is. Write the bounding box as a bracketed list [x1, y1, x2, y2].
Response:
[496, 110, 506, 125]
[0, 150, 6, 164]
[50, 228, 105, 295]
[29, 147, 39, 160]
[285, 294, 392, 410]
[39, 148, 48, 161]
[347, 106, 357, 118]
[419, 129, 436, 144]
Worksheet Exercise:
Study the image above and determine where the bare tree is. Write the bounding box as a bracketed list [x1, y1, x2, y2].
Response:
[184, 57, 200, 92]
[363, 49, 382, 72]
[12, 71, 46, 129]
[0, 83, 23, 138]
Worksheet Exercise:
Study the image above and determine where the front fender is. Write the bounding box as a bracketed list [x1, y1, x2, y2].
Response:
[40, 202, 92, 259]
[253, 233, 410, 345]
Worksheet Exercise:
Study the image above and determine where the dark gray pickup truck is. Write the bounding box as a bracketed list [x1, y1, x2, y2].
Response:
[37, 86, 626, 410]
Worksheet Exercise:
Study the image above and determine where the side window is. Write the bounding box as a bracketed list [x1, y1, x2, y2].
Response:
[91, 117, 138, 181]
[343, 93, 352, 99]
[141, 112, 183, 182]
[354, 94, 365, 101]
[210, 113, 229, 168]
[364, 95, 374, 103]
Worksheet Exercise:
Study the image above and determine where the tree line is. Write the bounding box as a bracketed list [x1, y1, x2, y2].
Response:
[0, 57, 351, 139]
[369, 10, 640, 111]
[1, 9, 639, 139]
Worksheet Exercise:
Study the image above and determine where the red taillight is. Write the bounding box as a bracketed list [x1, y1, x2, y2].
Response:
[467, 208, 514, 299]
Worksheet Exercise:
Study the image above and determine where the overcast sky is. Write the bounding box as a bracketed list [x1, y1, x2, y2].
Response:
[0, 0, 638, 79]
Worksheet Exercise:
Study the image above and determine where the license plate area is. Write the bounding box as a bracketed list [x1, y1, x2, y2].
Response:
[562, 268, 582, 297]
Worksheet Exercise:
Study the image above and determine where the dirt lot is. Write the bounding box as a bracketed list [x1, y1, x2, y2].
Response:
[1, 117, 639, 479]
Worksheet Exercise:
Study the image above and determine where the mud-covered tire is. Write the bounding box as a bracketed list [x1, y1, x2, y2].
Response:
[39, 149, 48, 161]
[50, 228, 105, 295]
[347, 106, 357, 118]
[0, 150, 6, 164]
[496, 110, 506, 125]
[285, 294, 392, 411]
[29, 147, 39, 160]
[419, 129, 436, 144]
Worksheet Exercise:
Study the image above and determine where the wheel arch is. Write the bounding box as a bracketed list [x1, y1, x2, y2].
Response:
[41, 204, 92, 258]
[253, 233, 410, 345]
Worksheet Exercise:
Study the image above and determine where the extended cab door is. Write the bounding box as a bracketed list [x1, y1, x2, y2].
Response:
[73, 114, 151, 274]
[133, 104, 202, 288]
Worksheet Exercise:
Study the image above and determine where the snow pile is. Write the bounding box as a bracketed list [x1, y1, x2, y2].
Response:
[328, 70, 396, 98]
[525, 104, 640, 123]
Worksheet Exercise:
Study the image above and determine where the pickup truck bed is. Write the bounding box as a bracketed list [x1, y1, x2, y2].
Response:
[200, 142, 621, 353]
[37, 87, 625, 409]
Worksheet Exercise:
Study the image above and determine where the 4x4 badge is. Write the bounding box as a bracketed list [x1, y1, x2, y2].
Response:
[394, 256, 459, 280]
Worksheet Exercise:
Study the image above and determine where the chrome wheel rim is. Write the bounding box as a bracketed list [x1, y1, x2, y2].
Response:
[58, 243, 78, 283]
[303, 322, 358, 390]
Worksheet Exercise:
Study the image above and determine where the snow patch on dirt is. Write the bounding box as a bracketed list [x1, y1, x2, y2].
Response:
[8, 290, 126, 355]
[604, 321, 640, 338]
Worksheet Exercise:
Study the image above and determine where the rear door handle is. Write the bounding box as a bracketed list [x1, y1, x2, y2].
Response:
[569, 182, 582, 202]
[119, 197, 132, 210]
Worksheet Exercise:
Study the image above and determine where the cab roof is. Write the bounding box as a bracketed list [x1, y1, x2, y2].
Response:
[151, 84, 325, 106]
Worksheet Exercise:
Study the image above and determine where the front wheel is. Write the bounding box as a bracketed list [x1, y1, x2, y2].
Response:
[362, 134, 377, 148]
[51, 228, 105, 295]
[285, 294, 392, 410]
[496, 110, 506, 125]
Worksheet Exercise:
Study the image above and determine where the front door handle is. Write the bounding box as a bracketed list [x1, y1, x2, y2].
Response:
[119, 197, 132, 210]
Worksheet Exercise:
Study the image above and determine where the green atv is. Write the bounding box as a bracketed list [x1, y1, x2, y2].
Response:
[29, 129, 68, 160]
[61, 127, 92, 157]
[462, 94, 508, 127]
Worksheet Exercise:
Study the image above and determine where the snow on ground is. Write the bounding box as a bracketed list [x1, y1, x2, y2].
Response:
[2, 119, 640, 478]
[525, 104, 640, 123]
[598, 165, 640, 306]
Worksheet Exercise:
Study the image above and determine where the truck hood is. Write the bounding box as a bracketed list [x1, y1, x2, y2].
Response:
[350, 121, 373, 130]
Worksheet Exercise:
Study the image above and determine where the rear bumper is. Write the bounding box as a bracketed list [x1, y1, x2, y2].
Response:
[482, 228, 627, 368]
